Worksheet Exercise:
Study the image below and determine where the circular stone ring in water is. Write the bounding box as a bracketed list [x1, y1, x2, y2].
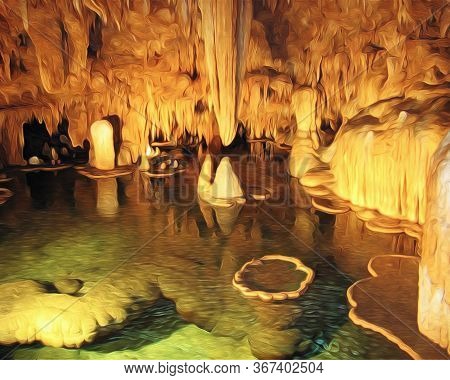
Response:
[233, 255, 314, 302]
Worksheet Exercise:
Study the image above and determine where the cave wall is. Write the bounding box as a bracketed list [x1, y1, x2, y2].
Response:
[418, 132, 450, 355]
[0, 0, 448, 165]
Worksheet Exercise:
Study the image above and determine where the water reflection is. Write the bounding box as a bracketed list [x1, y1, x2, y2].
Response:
[96, 178, 119, 217]
[0, 170, 412, 360]
[199, 199, 244, 235]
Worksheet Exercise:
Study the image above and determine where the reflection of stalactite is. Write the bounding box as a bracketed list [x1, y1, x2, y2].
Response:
[332, 212, 418, 277]
[291, 209, 317, 248]
[96, 178, 118, 217]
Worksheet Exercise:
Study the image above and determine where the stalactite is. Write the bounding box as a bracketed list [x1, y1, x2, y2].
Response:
[0, 0, 446, 163]
[198, 0, 252, 146]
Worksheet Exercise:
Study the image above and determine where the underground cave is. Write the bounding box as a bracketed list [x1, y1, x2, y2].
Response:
[0, 0, 449, 361]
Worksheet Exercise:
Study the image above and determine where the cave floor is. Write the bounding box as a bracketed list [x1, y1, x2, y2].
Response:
[0, 167, 419, 359]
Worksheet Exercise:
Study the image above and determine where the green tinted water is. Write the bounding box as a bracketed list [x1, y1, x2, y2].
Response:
[0, 169, 410, 359]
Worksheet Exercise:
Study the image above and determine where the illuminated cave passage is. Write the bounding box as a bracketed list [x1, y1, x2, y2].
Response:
[0, 0, 449, 361]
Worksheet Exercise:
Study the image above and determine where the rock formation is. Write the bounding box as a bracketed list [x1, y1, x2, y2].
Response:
[197, 155, 245, 201]
[0, 0, 448, 357]
[211, 157, 244, 200]
[418, 132, 450, 355]
[89, 120, 115, 170]
[0, 0, 446, 163]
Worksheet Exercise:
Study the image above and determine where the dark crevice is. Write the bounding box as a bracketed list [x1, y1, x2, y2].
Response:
[87, 14, 103, 59]
[58, 20, 70, 79]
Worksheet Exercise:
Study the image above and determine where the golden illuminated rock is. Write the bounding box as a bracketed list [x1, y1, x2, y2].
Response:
[89, 120, 115, 171]
[211, 157, 244, 200]
[0, 0, 446, 163]
[0, 278, 160, 348]
[54, 279, 84, 295]
[419, 132, 450, 355]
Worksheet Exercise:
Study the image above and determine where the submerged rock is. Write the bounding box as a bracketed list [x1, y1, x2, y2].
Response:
[54, 279, 84, 295]
[0, 277, 160, 348]
[28, 156, 41, 165]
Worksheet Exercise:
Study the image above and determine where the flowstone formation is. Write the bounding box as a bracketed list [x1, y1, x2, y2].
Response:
[418, 132, 450, 355]
[0, 278, 160, 348]
[294, 104, 449, 355]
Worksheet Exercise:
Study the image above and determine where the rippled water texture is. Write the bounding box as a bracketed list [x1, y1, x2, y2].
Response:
[0, 167, 413, 359]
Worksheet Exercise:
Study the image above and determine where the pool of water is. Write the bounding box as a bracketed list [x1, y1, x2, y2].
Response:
[0, 166, 412, 359]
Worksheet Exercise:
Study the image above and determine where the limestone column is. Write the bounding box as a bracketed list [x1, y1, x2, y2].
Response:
[90, 120, 115, 170]
[418, 132, 450, 354]
[289, 87, 321, 179]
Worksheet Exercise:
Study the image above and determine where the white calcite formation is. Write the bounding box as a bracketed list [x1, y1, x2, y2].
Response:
[211, 157, 244, 200]
[89, 120, 115, 170]
[418, 132, 450, 355]
[197, 154, 214, 196]
[197, 155, 244, 202]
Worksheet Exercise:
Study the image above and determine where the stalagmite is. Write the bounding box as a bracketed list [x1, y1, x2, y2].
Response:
[89, 120, 115, 171]
[211, 158, 244, 200]
[197, 154, 213, 197]
[418, 132, 450, 354]
[289, 88, 321, 179]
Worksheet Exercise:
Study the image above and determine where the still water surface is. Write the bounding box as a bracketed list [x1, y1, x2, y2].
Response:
[0, 168, 411, 359]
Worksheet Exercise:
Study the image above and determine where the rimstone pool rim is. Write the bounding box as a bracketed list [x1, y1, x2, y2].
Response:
[232, 254, 315, 302]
